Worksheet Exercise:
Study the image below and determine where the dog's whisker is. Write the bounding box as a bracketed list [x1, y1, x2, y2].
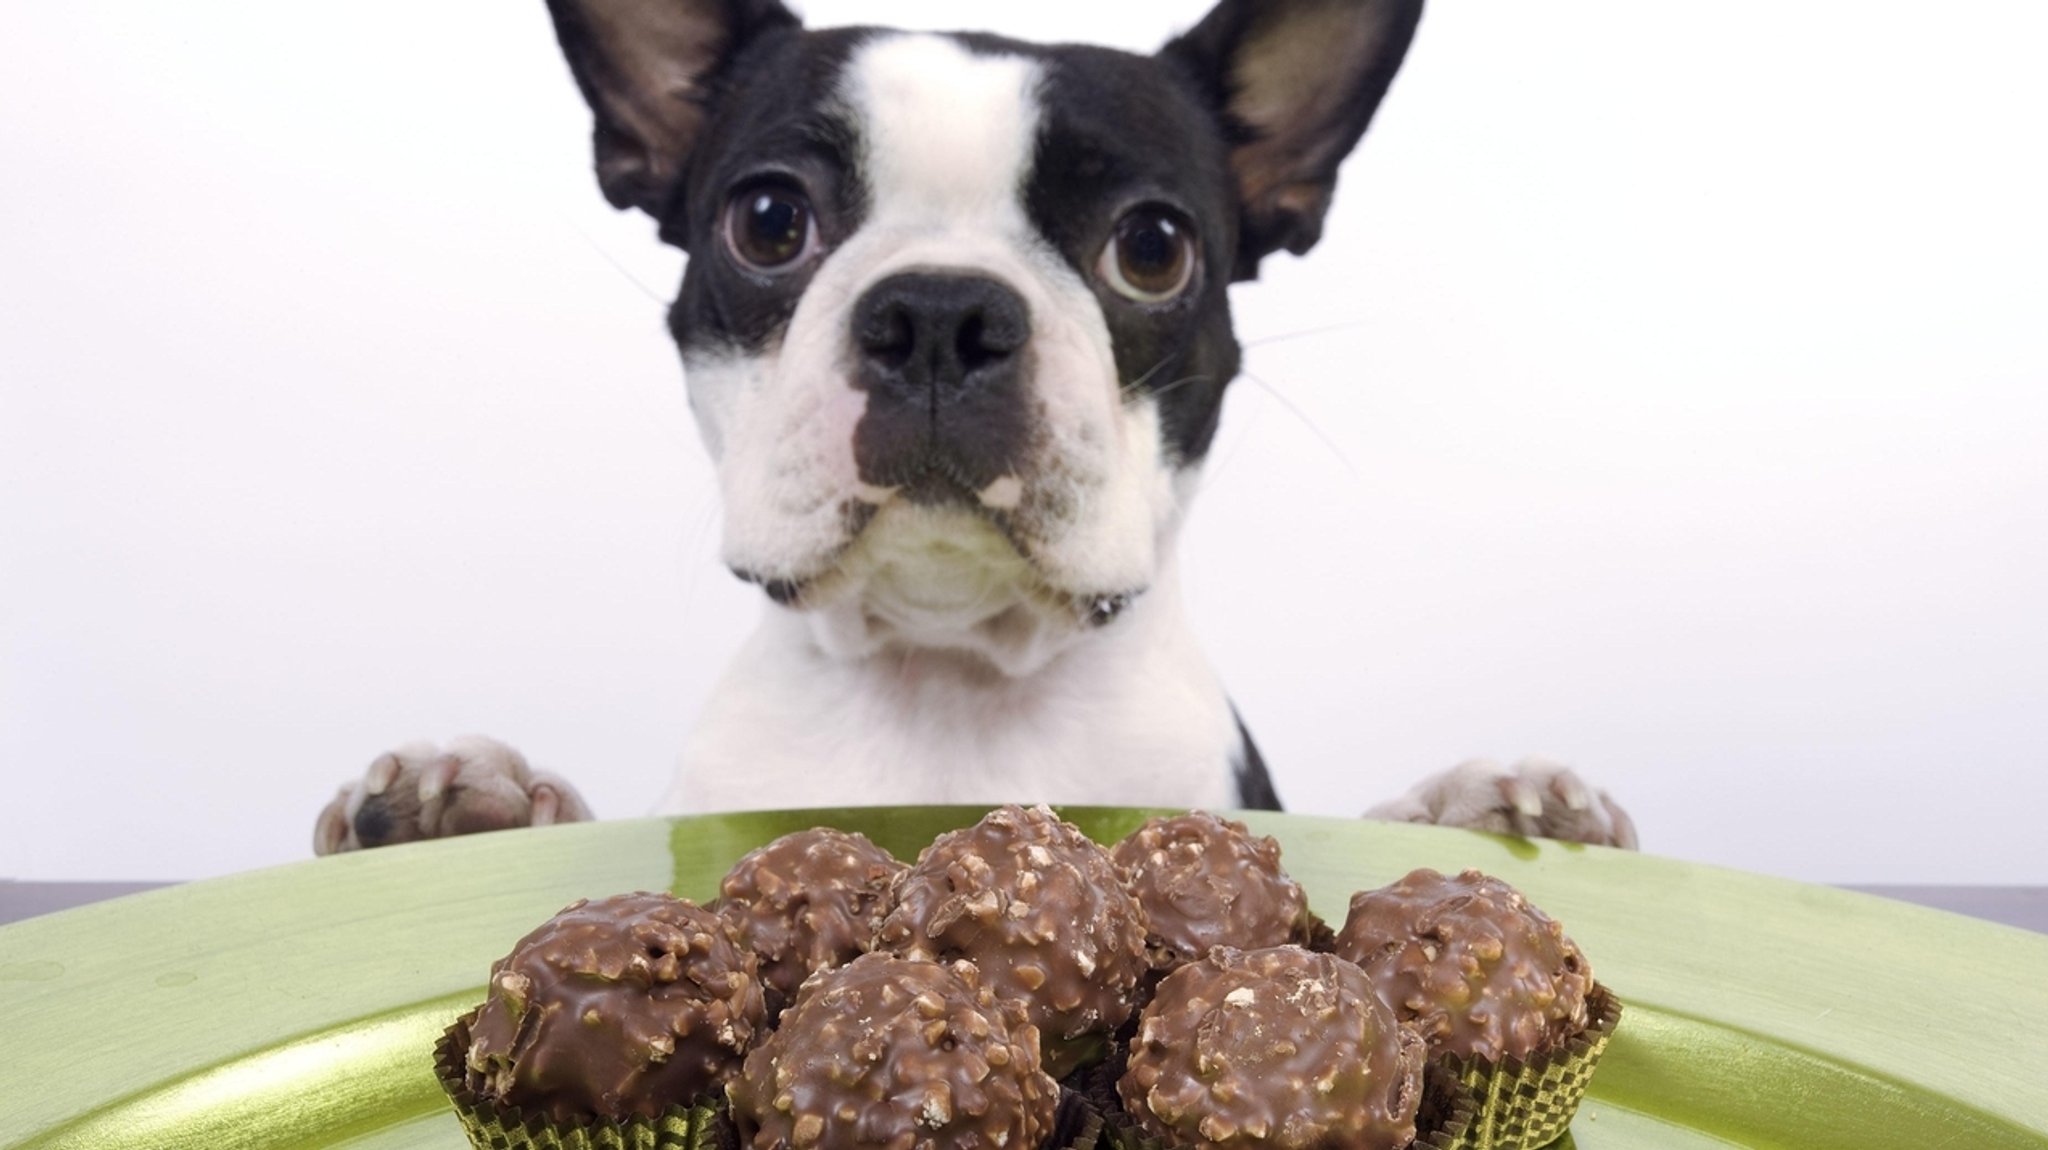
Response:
[561, 210, 669, 305]
[1119, 356, 1175, 397]
[1240, 318, 1373, 351]
[1240, 368, 1360, 480]
[553, 211, 704, 459]
[677, 495, 725, 616]
[1147, 374, 1214, 403]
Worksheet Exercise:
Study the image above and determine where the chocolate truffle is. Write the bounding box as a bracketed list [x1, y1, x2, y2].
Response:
[728, 953, 1058, 1150]
[465, 892, 768, 1122]
[718, 827, 905, 1017]
[1111, 812, 1314, 971]
[875, 805, 1149, 1077]
[1333, 868, 1593, 1063]
[1118, 946, 1426, 1150]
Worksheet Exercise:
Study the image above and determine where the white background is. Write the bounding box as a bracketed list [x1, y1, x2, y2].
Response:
[3, 1, 2043, 884]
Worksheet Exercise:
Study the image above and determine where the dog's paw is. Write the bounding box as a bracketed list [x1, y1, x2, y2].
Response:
[312, 735, 594, 855]
[1364, 757, 1638, 849]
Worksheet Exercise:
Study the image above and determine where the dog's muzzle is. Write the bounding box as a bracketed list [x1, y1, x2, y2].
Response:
[850, 271, 1034, 504]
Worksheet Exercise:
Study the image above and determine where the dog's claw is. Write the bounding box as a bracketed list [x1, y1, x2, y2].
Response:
[313, 790, 353, 857]
[1601, 793, 1641, 850]
[364, 752, 401, 796]
[1364, 757, 1637, 849]
[527, 778, 593, 829]
[531, 785, 563, 827]
[1500, 774, 1545, 819]
[1548, 766, 1594, 812]
[417, 755, 461, 803]
[312, 737, 594, 854]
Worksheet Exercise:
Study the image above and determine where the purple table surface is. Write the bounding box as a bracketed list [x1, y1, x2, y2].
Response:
[2, 878, 2043, 934]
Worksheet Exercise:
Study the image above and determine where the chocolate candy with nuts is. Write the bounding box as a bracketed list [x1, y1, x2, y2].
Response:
[1332, 868, 1593, 1063]
[728, 953, 1058, 1150]
[1118, 945, 1427, 1150]
[465, 892, 768, 1122]
[1111, 811, 1315, 971]
[718, 827, 905, 1018]
[875, 805, 1149, 1077]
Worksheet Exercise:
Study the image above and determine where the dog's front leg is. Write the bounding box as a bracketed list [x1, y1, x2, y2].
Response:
[1365, 758, 1638, 848]
[312, 735, 592, 855]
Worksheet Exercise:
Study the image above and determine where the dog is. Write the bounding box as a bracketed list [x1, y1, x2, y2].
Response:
[314, 0, 1634, 855]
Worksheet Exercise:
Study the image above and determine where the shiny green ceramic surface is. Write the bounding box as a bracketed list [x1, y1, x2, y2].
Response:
[3, 809, 2045, 1148]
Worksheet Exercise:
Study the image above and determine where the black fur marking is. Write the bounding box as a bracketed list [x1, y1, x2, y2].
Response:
[1231, 710, 1283, 811]
[759, 578, 804, 607]
[1023, 47, 1244, 466]
[665, 28, 877, 358]
[1085, 593, 1133, 627]
[727, 566, 809, 607]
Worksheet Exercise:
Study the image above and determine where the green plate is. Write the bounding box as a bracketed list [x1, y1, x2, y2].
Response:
[3, 809, 2045, 1149]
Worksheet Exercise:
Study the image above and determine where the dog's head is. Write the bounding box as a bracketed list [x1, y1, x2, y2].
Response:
[546, 0, 1421, 673]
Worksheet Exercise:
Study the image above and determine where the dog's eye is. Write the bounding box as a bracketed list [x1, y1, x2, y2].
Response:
[724, 182, 819, 271]
[1099, 207, 1197, 303]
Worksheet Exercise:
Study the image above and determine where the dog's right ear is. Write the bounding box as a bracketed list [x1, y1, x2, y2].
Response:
[545, 0, 800, 237]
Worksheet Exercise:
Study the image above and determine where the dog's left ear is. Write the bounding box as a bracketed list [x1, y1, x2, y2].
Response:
[1161, 0, 1424, 280]
[545, 0, 800, 241]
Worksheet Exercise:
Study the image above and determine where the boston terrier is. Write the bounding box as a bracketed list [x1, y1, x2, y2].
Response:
[315, 0, 1635, 854]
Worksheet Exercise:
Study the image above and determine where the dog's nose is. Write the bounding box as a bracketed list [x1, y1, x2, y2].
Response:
[853, 272, 1030, 395]
[851, 272, 1034, 497]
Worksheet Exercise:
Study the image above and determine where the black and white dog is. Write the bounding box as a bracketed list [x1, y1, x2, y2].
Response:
[315, 0, 1634, 854]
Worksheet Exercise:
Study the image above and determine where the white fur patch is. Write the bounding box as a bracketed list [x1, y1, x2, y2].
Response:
[667, 560, 1240, 813]
[843, 35, 1044, 230]
[683, 344, 868, 581]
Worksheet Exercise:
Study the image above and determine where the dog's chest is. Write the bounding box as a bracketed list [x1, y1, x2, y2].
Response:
[669, 594, 1241, 813]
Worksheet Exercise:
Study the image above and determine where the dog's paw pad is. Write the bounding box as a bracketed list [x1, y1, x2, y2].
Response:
[312, 737, 593, 855]
[1364, 757, 1637, 849]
